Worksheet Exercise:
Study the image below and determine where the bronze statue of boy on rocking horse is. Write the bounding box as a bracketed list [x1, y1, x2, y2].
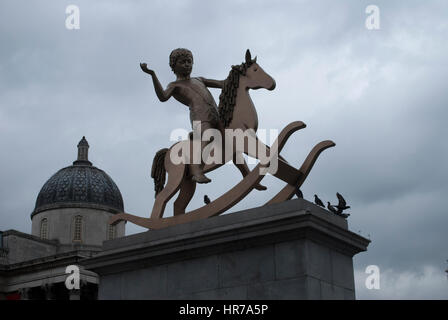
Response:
[110, 49, 335, 229]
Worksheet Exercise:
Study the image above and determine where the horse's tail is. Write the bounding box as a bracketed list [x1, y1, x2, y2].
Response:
[151, 148, 169, 196]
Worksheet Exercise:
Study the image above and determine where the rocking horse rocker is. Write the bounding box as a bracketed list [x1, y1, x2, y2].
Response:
[110, 49, 335, 229]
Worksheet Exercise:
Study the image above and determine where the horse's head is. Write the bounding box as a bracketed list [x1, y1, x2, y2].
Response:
[242, 49, 276, 91]
[219, 50, 276, 128]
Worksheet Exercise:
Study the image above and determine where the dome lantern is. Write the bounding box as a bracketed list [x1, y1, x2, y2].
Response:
[73, 136, 92, 166]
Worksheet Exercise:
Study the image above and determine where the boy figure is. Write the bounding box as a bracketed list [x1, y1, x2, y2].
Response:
[140, 48, 224, 183]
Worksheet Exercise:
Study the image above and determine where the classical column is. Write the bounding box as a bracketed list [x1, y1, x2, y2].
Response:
[69, 289, 81, 300]
[18, 288, 30, 300]
[42, 284, 56, 300]
[68, 279, 87, 300]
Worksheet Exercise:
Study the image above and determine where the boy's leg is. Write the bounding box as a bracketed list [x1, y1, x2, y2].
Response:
[190, 121, 212, 183]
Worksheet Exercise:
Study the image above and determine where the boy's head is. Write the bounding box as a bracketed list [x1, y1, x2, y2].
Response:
[169, 48, 193, 76]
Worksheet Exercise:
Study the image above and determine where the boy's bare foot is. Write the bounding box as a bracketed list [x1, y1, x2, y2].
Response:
[254, 183, 267, 191]
[192, 173, 211, 184]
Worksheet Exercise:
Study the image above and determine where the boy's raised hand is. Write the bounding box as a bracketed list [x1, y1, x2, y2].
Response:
[140, 63, 154, 75]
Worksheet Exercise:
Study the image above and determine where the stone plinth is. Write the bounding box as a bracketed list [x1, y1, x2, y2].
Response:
[82, 199, 370, 300]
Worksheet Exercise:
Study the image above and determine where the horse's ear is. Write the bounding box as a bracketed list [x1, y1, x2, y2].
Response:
[245, 49, 251, 64]
[253, 56, 257, 63]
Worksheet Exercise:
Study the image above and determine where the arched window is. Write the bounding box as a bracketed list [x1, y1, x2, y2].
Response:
[40, 218, 48, 240]
[73, 215, 83, 241]
[108, 224, 116, 240]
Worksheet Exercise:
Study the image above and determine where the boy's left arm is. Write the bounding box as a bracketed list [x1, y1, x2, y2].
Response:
[199, 77, 225, 88]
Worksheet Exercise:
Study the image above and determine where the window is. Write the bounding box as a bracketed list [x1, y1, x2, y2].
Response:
[40, 219, 48, 239]
[108, 224, 116, 240]
[73, 216, 83, 241]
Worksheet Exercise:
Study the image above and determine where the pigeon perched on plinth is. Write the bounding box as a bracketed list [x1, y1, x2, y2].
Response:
[327, 202, 338, 214]
[338, 212, 350, 218]
[335, 192, 350, 212]
[295, 186, 303, 199]
[314, 195, 325, 207]
[204, 195, 211, 205]
[327, 201, 350, 218]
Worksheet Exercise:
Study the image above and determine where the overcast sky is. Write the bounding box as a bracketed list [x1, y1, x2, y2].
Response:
[1, 0, 447, 299]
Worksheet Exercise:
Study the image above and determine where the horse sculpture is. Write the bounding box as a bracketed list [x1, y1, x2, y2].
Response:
[110, 50, 335, 229]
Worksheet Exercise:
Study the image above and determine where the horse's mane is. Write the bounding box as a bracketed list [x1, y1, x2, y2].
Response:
[218, 59, 255, 128]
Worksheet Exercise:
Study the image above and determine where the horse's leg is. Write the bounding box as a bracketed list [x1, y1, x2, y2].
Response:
[265, 140, 336, 205]
[173, 178, 196, 216]
[150, 162, 186, 219]
[242, 133, 304, 185]
[232, 152, 267, 190]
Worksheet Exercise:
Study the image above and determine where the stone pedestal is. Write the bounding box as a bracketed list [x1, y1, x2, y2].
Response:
[82, 199, 369, 300]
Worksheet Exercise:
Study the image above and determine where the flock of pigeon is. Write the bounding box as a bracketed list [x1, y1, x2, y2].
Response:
[313, 192, 351, 218]
[294, 186, 351, 218]
[203, 189, 351, 219]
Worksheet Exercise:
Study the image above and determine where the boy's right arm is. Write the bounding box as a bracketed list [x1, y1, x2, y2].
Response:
[140, 63, 175, 102]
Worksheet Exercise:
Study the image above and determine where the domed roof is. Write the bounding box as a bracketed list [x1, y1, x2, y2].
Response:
[31, 137, 124, 218]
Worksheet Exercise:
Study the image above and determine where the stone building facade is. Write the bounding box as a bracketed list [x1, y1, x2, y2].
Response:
[0, 137, 125, 300]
